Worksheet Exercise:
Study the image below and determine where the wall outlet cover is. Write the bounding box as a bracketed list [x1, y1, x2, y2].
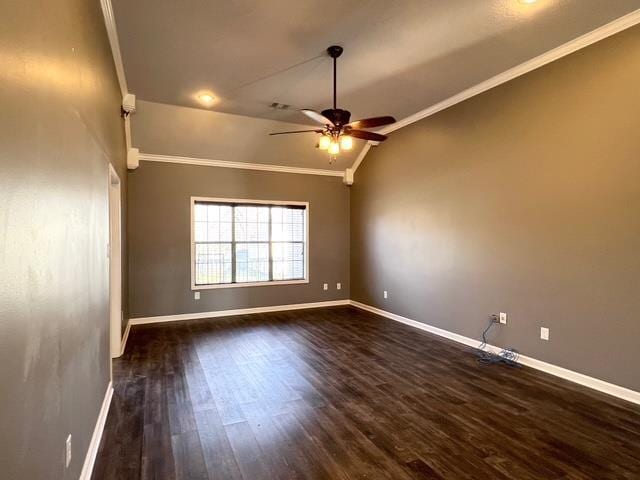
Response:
[540, 327, 550, 341]
[336, 283, 341, 290]
[383, 290, 388, 299]
[323, 283, 328, 291]
[499, 312, 507, 324]
[194, 291, 200, 300]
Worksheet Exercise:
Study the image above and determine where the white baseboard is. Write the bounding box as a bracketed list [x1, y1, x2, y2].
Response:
[128, 299, 351, 326]
[79, 381, 114, 480]
[349, 300, 640, 406]
[120, 320, 131, 356]
[120, 299, 639, 405]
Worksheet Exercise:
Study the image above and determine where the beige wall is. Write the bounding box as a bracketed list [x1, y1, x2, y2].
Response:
[128, 161, 349, 317]
[351, 25, 640, 391]
[0, 0, 127, 478]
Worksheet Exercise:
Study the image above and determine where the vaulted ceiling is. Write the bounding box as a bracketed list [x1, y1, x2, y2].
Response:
[112, 0, 640, 168]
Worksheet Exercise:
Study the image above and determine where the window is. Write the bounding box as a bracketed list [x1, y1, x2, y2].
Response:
[191, 197, 308, 289]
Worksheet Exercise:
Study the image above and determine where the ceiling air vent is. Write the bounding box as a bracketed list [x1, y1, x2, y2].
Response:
[270, 102, 290, 110]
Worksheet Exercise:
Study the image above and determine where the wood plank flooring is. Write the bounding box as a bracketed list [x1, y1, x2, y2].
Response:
[92, 306, 640, 479]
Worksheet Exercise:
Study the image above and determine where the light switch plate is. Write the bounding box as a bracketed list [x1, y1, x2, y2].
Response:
[194, 291, 200, 300]
[65, 434, 72, 468]
[336, 283, 341, 290]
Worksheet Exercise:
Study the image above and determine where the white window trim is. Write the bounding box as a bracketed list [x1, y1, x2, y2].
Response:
[190, 196, 310, 290]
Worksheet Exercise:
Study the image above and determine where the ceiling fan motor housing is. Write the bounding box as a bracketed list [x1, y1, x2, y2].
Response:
[322, 108, 351, 127]
[327, 45, 344, 58]
[268, 44, 395, 147]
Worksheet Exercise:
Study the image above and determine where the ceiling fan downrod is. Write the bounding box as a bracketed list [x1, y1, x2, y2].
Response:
[268, 44, 396, 162]
[327, 45, 343, 110]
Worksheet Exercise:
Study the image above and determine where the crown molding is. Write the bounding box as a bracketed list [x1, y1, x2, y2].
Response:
[352, 8, 640, 176]
[99, 0, 128, 97]
[139, 152, 346, 178]
[100, 0, 134, 156]
[351, 143, 372, 173]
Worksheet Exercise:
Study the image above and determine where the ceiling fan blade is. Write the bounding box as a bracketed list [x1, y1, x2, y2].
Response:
[301, 109, 335, 126]
[349, 129, 388, 142]
[346, 116, 396, 129]
[269, 129, 323, 136]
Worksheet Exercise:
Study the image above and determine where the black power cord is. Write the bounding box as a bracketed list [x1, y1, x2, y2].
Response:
[476, 315, 521, 367]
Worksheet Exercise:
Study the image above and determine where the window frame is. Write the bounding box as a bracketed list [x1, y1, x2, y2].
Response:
[190, 196, 310, 290]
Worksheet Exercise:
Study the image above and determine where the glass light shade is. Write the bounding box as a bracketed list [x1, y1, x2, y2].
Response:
[328, 141, 340, 155]
[318, 135, 331, 150]
[340, 135, 353, 150]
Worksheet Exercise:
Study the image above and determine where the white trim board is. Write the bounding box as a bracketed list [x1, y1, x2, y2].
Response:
[139, 153, 346, 178]
[121, 299, 639, 405]
[120, 320, 131, 357]
[129, 299, 350, 325]
[349, 300, 640, 406]
[352, 8, 640, 176]
[99, 0, 128, 97]
[79, 382, 113, 480]
[350, 143, 372, 175]
[99, 0, 134, 157]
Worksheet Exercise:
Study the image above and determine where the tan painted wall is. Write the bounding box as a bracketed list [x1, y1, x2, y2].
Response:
[351, 26, 640, 391]
[127, 162, 349, 317]
[0, 1, 127, 478]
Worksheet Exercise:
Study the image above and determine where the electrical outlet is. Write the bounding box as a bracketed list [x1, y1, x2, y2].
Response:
[336, 282, 341, 290]
[323, 283, 328, 291]
[383, 290, 388, 299]
[540, 327, 550, 341]
[194, 291, 200, 300]
[65, 434, 72, 468]
[499, 312, 507, 325]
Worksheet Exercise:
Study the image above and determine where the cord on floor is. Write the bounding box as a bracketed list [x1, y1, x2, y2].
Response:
[476, 315, 521, 367]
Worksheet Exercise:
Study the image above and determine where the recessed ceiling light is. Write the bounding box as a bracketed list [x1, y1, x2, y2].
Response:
[197, 93, 216, 106]
[519, 0, 538, 4]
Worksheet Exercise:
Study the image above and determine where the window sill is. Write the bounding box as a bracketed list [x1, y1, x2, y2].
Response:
[192, 279, 309, 290]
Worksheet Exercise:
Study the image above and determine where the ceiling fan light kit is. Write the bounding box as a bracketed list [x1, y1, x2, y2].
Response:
[269, 45, 396, 163]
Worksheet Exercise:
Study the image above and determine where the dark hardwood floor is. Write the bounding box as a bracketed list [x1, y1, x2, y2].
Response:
[92, 306, 640, 479]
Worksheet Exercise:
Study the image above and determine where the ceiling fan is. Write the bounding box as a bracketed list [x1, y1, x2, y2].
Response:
[269, 45, 396, 161]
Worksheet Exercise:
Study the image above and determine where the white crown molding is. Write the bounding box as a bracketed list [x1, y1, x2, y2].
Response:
[124, 117, 133, 154]
[128, 299, 350, 326]
[350, 143, 372, 174]
[100, 0, 134, 156]
[352, 8, 640, 177]
[139, 152, 346, 178]
[99, 0, 128, 97]
[79, 381, 114, 480]
[343, 167, 355, 186]
[350, 300, 640, 406]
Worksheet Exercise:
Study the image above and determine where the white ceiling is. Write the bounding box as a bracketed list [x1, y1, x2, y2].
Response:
[112, 0, 640, 168]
